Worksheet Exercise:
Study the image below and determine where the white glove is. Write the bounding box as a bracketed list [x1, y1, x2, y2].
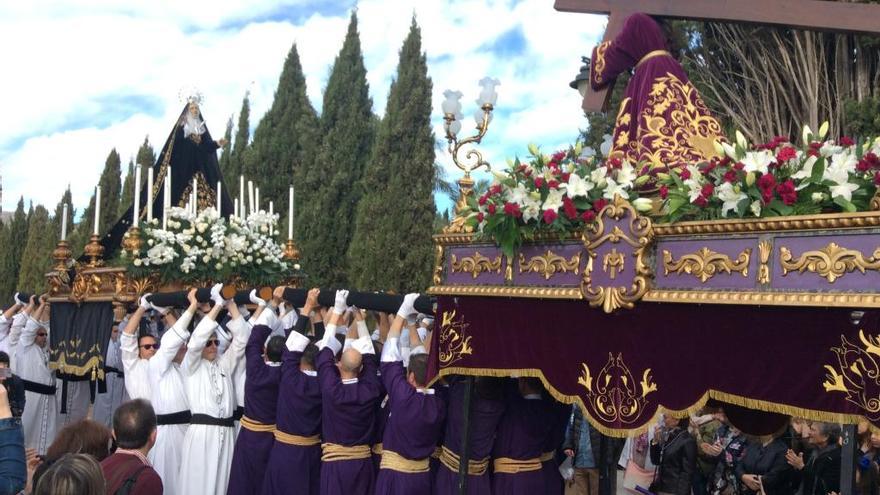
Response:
[13, 293, 25, 306]
[249, 289, 267, 307]
[210, 283, 225, 307]
[397, 293, 419, 319]
[139, 294, 152, 311]
[333, 290, 349, 315]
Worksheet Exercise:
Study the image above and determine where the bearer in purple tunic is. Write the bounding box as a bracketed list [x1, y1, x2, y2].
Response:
[317, 289, 382, 495]
[541, 399, 573, 495]
[434, 376, 506, 495]
[374, 294, 446, 495]
[227, 296, 285, 495]
[491, 378, 557, 495]
[262, 288, 324, 495]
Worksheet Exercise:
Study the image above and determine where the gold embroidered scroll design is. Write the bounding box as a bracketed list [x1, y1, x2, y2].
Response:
[779, 243, 880, 283]
[450, 252, 502, 279]
[662, 247, 751, 283]
[578, 353, 657, 426]
[592, 41, 611, 85]
[438, 310, 473, 367]
[517, 250, 581, 280]
[823, 330, 880, 420]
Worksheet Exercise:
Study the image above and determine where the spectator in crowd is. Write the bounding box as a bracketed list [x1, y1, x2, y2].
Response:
[100, 398, 163, 494]
[45, 419, 113, 462]
[650, 415, 697, 495]
[737, 428, 793, 495]
[692, 409, 723, 495]
[704, 411, 747, 495]
[0, 371, 25, 495]
[563, 404, 602, 495]
[0, 352, 24, 419]
[33, 453, 104, 495]
[855, 421, 880, 495]
[786, 421, 841, 495]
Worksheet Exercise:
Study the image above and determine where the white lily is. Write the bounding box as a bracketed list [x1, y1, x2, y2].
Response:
[616, 160, 637, 188]
[684, 179, 703, 203]
[826, 164, 858, 202]
[603, 178, 629, 200]
[522, 197, 541, 222]
[819, 142, 843, 158]
[590, 167, 608, 188]
[740, 150, 775, 175]
[542, 189, 565, 212]
[564, 173, 594, 198]
[721, 142, 739, 161]
[599, 134, 613, 157]
[792, 155, 819, 184]
[505, 184, 529, 205]
[632, 197, 653, 212]
[750, 200, 762, 217]
[825, 151, 857, 178]
[716, 182, 747, 217]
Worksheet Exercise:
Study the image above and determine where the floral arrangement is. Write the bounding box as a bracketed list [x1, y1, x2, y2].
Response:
[466, 124, 880, 258]
[121, 207, 291, 286]
[657, 124, 880, 223]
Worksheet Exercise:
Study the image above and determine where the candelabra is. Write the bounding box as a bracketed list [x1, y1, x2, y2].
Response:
[52, 239, 72, 272]
[122, 226, 142, 257]
[442, 77, 501, 234]
[84, 234, 105, 268]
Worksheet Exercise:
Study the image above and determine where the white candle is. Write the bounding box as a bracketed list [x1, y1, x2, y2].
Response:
[255, 187, 260, 213]
[163, 180, 169, 230]
[61, 203, 68, 241]
[192, 177, 198, 214]
[239, 175, 245, 215]
[248, 181, 254, 216]
[234, 197, 239, 218]
[269, 201, 274, 219]
[146, 168, 154, 221]
[288, 186, 294, 240]
[93, 186, 101, 236]
[133, 165, 141, 228]
[216, 181, 222, 214]
[166, 165, 171, 202]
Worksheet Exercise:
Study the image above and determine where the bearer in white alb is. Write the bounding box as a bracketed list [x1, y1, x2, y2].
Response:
[0, 296, 25, 364]
[92, 323, 128, 427]
[149, 289, 198, 495]
[178, 286, 248, 495]
[13, 297, 57, 454]
[120, 302, 158, 401]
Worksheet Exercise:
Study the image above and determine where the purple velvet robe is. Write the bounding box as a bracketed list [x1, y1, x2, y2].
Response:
[590, 12, 722, 176]
[261, 338, 322, 495]
[374, 360, 446, 495]
[540, 400, 572, 495]
[228, 325, 281, 495]
[372, 396, 390, 473]
[491, 392, 556, 495]
[317, 347, 382, 495]
[433, 377, 506, 495]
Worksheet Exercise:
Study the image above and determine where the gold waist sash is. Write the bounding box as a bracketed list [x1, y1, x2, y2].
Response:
[240, 416, 275, 433]
[431, 447, 442, 459]
[372, 443, 383, 455]
[636, 49, 671, 68]
[439, 445, 490, 476]
[274, 430, 321, 446]
[379, 450, 430, 474]
[321, 443, 372, 462]
[493, 456, 543, 474]
[539, 451, 555, 462]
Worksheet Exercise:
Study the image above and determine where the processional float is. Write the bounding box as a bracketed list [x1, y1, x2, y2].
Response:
[427, 1, 880, 493]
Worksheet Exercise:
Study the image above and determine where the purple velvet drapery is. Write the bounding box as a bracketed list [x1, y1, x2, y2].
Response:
[428, 295, 876, 436]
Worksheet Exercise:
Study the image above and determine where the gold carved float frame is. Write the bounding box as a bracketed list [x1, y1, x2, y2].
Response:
[428, 198, 880, 312]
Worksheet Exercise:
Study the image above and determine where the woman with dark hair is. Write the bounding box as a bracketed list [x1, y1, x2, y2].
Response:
[736, 429, 794, 495]
[33, 453, 104, 495]
[46, 419, 112, 462]
[650, 415, 697, 495]
[856, 425, 880, 495]
[786, 421, 841, 495]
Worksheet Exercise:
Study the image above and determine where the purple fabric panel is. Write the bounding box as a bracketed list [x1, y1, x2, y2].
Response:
[513, 243, 585, 286]
[445, 246, 506, 285]
[655, 238, 760, 290]
[772, 234, 880, 290]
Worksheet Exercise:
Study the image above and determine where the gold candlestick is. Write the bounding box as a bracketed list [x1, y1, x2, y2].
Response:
[121, 226, 143, 256]
[84, 234, 105, 267]
[283, 239, 301, 262]
[52, 240, 72, 272]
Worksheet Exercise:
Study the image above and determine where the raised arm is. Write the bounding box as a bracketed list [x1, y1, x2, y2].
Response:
[218, 290, 248, 375]
[120, 302, 148, 373]
[184, 296, 224, 375]
[380, 294, 420, 400]
[149, 290, 197, 380]
[378, 312, 390, 343]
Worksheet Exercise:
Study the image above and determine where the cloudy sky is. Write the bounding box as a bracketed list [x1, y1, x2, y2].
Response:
[0, 0, 606, 217]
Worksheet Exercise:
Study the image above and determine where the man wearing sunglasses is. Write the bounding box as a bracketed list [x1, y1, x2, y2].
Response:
[121, 296, 174, 402]
[179, 284, 248, 495]
[12, 295, 56, 455]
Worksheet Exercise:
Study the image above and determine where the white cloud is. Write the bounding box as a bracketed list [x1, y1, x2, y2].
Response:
[0, 0, 606, 216]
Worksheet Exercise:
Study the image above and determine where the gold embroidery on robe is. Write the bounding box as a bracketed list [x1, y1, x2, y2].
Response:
[592, 41, 612, 85]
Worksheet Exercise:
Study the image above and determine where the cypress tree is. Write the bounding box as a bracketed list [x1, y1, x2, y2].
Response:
[69, 191, 95, 255]
[349, 18, 436, 292]
[231, 93, 251, 182]
[16, 205, 53, 294]
[0, 223, 7, 305]
[119, 159, 135, 217]
[136, 136, 156, 171]
[0, 199, 29, 302]
[218, 117, 234, 181]
[98, 148, 122, 232]
[246, 43, 319, 239]
[299, 11, 375, 287]
[53, 187, 74, 243]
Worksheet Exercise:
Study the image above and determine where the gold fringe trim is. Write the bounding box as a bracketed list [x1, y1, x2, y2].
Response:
[379, 450, 430, 474]
[49, 356, 104, 380]
[240, 416, 275, 433]
[274, 430, 320, 446]
[439, 446, 489, 475]
[321, 443, 371, 462]
[493, 456, 543, 474]
[429, 366, 870, 438]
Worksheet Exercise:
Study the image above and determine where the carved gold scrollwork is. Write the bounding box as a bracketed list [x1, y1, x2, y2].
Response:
[779, 242, 880, 283]
[581, 195, 654, 313]
[517, 250, 581, 280]
[662, 247, 751, 283]
[758, 240, 772, 285]
[450, 251, 502, 279]
[603, 248, 625, 280]
[438, 310, 473, 367]
[433, 245, 445, 286]
[578, 353, 657, 425]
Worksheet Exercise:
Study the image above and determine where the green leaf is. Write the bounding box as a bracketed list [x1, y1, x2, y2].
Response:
[833, 195, 857, 212]
[810, 157, 825, 184]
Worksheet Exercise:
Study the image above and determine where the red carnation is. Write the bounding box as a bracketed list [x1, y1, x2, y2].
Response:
[776, 146, 797, 163]
[581, 210, 596, 223]
[593, 198, 608, 212]
[776, 180, 797, 206]
[552, 151, 567, 163]
[840, 136, 856, 147]
[503, 202, 521, 218]
[562, 197, 578, 220]
[858, 158, 873, 172]
[608, 157, 622, 169]
[489, 184, 502, 196]
[734, 162, 745, 171]
[659, 185, 669, 199]
[701, 183, 715, 197]
[548, 180, 560, 189]
[534, 177, 545, 189]
[723, 170, 738, 183]
[478, 194, 488, 206]
[476, 212, 484, 223]
[874, 171, 880, 186]
[757, 173, 776, 191]
[543, 209, 558, 224]
[487, 203, 496, 215]
[694, 195, 708, 207]
[561, 172, 571, 182]
[548, 162, 558, 170]
[680, 168, 691, 180]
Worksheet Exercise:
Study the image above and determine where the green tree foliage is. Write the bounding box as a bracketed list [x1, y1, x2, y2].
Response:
[349, 18, 436, 292]
[98, 148, 122, 231]
[16, 205, 53, 294]
[299, 12, 375, 287]
[136, 136, 156, 171]
[53, 187, 74, 244]
[246, 44, 319, 240]
[218, 116, 234, 182]
[231, 93, 251, 182]
[119, 159, 135, 217]
[845, 97, 880, 138]
[0, 199, 29, 302]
